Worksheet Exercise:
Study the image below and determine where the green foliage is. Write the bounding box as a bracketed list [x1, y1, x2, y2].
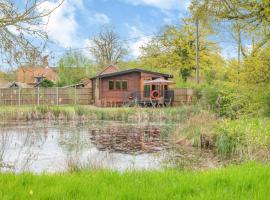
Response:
[264, 91, 270, 116]
[56, 50, 95, 86]
[240, 48, 270, 84]
[0, 70, 15, 82]
[140, 22, 225, 85]
[198, 82, 268, 119]
[39, 79, 54, 87]
[216, 128, 239, 157]
[1, 163, 270, 199]
[180, 68, 192, 82]
[216, 118, 270, 158]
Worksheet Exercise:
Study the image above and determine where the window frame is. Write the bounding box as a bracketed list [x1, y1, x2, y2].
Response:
[109, 80, 114, 90]
[115, 80, 121, 90]
[121, 80, 128, 90]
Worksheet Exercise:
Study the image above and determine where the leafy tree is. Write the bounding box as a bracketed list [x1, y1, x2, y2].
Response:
[140, 21, 224, 84]
[190, 0, 270, 55]
[0, 70, 15, 81]
[56, 50, 94, 86]
[239, 47, 270, 84]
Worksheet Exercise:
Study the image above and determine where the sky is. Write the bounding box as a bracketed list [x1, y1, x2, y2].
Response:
[41, 0, 190, 62]
[34, 0, 237, 65]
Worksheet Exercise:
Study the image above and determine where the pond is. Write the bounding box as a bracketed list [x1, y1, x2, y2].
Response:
[0, 121, 176, 173]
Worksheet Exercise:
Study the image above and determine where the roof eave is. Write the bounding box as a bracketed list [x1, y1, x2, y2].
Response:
[90, 68, 173, 79]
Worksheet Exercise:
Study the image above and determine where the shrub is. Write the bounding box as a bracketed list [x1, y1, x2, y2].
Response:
[263, 91, 270, 116]
[39, 79, 54, 87]
[215, 118, 270, 159]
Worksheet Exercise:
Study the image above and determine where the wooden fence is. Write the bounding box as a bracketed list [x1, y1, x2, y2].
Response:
[0, 87, 194, 106]
[0, 88, 93, 106]
[172, 88, 195, 106]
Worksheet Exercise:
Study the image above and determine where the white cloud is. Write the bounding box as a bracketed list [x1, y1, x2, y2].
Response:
[39, 0, 82, 48]
[130, 37, 151, 58]
[93, 13, 111, 24]
[126, 24, 152, 58]
[82, 38, 96, 60]
[39, 1, 111, 49]
[123, 0, 191, 11]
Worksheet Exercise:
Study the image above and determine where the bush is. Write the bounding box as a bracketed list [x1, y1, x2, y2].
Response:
[263, 91, 270, 116]
[215, 118, 270, 159]
[199, 83, 259, 119]
[39, 79, 54, 87]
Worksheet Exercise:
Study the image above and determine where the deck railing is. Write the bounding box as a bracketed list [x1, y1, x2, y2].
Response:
[122, 90, 175, 106]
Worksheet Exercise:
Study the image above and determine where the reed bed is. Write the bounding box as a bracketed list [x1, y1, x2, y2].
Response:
[0, 105, 202, 123]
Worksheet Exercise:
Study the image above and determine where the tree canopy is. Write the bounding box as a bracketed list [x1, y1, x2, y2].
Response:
[56, 50, 95, 86]
[139, 20, 224, 85]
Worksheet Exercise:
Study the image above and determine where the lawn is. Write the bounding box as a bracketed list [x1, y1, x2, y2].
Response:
[0, 163, 269, 200]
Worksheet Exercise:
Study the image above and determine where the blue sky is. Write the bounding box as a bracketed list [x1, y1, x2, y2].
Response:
[38, 0, 237, 65]
[39, 0, 189, 63]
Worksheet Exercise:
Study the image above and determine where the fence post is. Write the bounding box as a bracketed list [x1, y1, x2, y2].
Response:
[18, 88, 21, 106]
[56, 87, 59, 105]
[37, 87, 40, 106]
[0, 89, 1, 105]
[74, 88, 77, 105]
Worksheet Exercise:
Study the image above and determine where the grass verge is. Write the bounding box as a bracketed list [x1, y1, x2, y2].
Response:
[0, 163, 269, 200]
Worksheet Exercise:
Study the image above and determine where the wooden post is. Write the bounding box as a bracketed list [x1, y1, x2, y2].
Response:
[56, 87, 59, 105]
[18, 88, 21, 106]
[74, 87, 77, 105]
[37, 87, 40, 106]
[195, 17, 199, 84]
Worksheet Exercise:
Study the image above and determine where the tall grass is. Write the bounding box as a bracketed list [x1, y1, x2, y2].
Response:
[215, 118, 270, 160]
[0, 105, 203, 123]
[0, 163, 270, 199]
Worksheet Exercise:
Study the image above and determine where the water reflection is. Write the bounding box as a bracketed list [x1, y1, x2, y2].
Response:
[0, 121, 170, 173]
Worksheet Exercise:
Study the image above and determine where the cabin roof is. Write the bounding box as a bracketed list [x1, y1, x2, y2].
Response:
[90, 68, 173, 79]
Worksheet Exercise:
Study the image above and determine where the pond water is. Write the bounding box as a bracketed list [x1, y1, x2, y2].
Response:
[0, 121, 175, 173]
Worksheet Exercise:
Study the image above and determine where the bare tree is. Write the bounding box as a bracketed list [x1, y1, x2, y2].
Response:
[0, 0, 64, 67]
[89, 27, 127, 67]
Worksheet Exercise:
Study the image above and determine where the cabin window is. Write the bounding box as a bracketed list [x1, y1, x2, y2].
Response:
[116, 81, 121, 90]
[109, 80, 114, 90]
[144, 85, 150, 97]
[122, 81, 127, 90]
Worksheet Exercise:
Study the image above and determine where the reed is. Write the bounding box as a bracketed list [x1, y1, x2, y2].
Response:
[0, 105, 203, 123]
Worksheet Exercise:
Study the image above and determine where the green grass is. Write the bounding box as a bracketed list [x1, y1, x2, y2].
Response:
[0, 163, 270, 199]
[215, 117, 270, 159]
[0, 104, 202, 123]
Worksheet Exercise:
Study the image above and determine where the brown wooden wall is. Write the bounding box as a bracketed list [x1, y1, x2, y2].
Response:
[99, 72, 141, 102]
[0, 88, 93, 106]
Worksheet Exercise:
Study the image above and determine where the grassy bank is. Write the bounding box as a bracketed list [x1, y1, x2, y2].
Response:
[0, 105, 202, 122]
[0, 163, 269, 199]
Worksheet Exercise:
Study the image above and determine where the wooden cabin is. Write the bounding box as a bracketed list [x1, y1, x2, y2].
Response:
[90, 66, 174, 107]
